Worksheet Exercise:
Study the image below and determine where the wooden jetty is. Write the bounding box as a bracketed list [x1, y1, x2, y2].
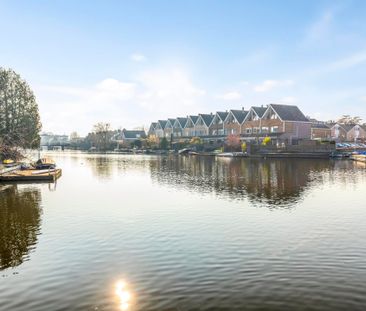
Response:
[0, 168, 62, 182]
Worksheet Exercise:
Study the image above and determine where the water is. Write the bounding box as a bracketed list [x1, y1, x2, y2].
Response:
[1, 153, 366, 311]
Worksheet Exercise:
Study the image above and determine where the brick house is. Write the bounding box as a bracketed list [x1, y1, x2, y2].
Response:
[194, 114, 214, 136]
[224, 109, 248, 135]
[155, 120, 167, 138]
[183, 115, 199, 137]
[172, 117, 188, 137]
[242, 106, 267, 136]
[209, 111, 228, 135]
[311, 123, 331, 140]
[332, 123, 366, 141]
[148, 122, 157, 136]
[258, 104, 311, 143]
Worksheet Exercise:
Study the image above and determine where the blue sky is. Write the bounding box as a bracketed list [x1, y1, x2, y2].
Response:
[1, 0, 366, 135]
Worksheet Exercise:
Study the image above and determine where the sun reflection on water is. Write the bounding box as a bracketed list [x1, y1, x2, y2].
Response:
[115, 280, 132, 310]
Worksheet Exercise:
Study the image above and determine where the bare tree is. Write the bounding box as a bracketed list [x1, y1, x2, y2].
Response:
[92, 122, 112, 151]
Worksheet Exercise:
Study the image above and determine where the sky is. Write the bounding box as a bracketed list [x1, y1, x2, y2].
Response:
[1, 0, 366, 135]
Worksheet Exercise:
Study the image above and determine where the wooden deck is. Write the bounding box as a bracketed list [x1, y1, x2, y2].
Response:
[0, 168, 62, 182]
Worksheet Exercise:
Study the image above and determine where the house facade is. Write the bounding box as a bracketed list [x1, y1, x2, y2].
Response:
[148, 122, 157, 136]
[209, 111, 228, 135]
[193, 114, 214, 136]
[183, 116, 199, 137]
[148, 104, 312, 143]
[224, 109, 248, 135]
[311, 123, 331, 140]
[155, 120, 167, 138]
[241, 106, 267, 136]
[172, 117, 187, 137]
[332, 124, 366, 141]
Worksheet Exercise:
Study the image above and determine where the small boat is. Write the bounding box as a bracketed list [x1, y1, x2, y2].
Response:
[2, 159, 17, 168]
[35, 158, 56, 170]
[178, 148, 192, 155]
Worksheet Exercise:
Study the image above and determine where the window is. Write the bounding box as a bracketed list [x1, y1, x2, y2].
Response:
[261, 127, 269, 133]
[245, 128, 252, 134]
[253, 127, 260, 134]
[271, 126, 279, 133]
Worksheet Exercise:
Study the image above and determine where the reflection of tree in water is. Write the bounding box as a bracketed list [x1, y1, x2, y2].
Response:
[85, 155, 160, 179]
[0, 185, 42, 270]
[85, 156, 114, 179]
[149, 156, 334, 207]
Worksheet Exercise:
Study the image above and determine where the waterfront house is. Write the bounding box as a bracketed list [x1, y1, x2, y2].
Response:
[209, 111, 228, 135]
[172, 117, 188, 137]
[148, 122, 157, 136]
[163, 119, 176, 138]
[149, 103, 311, 143]
[311, 122, 331, 140]
[183, 115, 199, 137]
[346, 124, 366, 141]
[155, 120, 167, 138]
[332, 123, 366, 141]
[194, 114, 215, 136]
[118, 129, 147, 145]
[241, 106, 267, 136]
[224, 109, 248, 135]
[257, 104, 311, 143]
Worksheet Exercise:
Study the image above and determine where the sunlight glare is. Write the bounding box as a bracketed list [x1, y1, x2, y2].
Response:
[115, 280, 132, 310]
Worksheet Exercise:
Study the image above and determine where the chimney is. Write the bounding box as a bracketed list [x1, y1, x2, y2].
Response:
[242, 107, 245, 111]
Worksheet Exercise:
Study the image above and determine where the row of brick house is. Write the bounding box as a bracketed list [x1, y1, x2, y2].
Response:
[148, 104, 313, 144]
[310, 121, 366, 141]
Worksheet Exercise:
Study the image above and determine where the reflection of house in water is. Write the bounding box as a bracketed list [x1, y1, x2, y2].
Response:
[0, 185, 42, 270]
[149, 156, 337, 207]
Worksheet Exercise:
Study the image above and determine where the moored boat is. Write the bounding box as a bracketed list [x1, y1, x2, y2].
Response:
[35, 158, 56, 169]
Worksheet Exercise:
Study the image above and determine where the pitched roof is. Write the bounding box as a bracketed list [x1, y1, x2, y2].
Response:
[158, 120, 168, 129]
[311, 123, 330, 129]
[335, 123, 357, 132]
[189, 115, 199, 124]
[270, 104, 309, 122]
[176, 117, 188, 128]
[251, 106, 267, 118]
[122, 129, 147, 139]
[149, 122, 157, 130]
[216, 111, 229, 121]
[168, 118, 176, 124]
[230, 109, 249, 124]
[199, 113, 214, 127]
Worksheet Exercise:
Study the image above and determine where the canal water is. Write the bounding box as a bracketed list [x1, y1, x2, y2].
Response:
[1, 153, 366, 311]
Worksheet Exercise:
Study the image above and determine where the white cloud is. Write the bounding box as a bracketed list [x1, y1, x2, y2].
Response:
[35, 68, 206, 135]
[216, 91, 242, 101]
[254, 79, 294, 92]
[328, 51, 366, 71]
[306, 10, 334, 42]
[130, 53, 146, 62]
